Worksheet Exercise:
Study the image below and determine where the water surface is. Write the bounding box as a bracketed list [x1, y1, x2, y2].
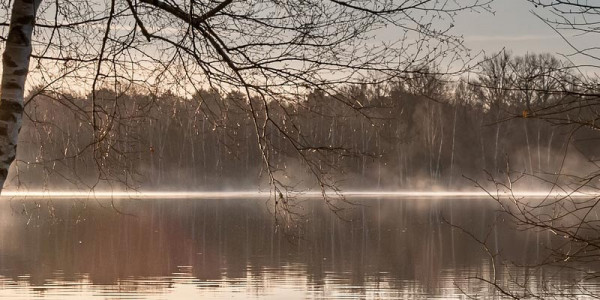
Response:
[0, 197, 596, 299]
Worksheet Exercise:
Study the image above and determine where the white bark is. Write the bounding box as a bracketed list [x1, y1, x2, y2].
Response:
[0, 0, 42, 190]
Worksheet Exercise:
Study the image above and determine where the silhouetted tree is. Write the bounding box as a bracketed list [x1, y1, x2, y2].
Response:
[0, 0, 491, 208]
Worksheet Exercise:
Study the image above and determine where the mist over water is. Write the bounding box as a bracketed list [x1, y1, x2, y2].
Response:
[0, 197, 597, 299]
[13, 80, 599, 192]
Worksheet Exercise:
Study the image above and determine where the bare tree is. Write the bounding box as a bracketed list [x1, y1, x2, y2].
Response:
[0, 0, 490, 204]
[520, 0, 600, 127]
[0, 0, 41, 189]
[452, 2, 600, 296]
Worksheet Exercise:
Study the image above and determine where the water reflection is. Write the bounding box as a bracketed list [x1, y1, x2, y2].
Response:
[0, 198, 595, 298]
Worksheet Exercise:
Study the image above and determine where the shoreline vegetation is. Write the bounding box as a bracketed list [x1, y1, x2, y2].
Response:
[13, 52, 598, 194]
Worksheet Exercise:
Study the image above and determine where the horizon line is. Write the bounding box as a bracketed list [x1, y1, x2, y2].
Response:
[0, 190, 595, 199]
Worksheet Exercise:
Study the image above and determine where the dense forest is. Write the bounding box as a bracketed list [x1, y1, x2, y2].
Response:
[10, 52, 599, 191]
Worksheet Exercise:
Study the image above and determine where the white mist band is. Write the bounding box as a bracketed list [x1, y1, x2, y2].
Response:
[0, 191, 595, 199]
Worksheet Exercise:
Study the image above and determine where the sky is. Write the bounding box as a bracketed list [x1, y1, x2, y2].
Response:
[18, 0, 599, 96]
[452, 0, 595, 69]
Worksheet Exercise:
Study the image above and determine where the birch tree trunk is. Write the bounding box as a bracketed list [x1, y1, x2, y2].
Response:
[0, 0, 41, 191]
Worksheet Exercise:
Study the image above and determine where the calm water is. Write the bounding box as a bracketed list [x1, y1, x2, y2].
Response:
[0, 197, 597, 299]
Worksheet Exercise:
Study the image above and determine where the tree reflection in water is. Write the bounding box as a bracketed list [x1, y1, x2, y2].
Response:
[0, 198, 595, 298]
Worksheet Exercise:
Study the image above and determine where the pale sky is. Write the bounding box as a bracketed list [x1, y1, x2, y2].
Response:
[453, 0, 596, 69]
[20, 0, 599, 96]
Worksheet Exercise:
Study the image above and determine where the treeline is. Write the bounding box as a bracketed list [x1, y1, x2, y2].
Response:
[10, 52, 598, 191]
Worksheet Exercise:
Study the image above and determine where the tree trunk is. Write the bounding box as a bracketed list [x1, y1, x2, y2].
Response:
[0, 0, 42, 191]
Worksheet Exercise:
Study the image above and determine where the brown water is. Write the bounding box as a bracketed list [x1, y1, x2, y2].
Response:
[0, 197, 597, 299]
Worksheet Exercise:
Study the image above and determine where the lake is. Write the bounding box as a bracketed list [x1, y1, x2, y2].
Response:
[0, 196, 597, 299]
